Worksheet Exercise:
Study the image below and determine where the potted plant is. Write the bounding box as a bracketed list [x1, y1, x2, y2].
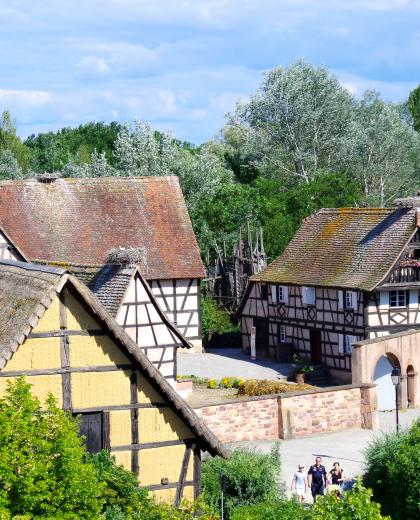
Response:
[291, 354, 314, 384]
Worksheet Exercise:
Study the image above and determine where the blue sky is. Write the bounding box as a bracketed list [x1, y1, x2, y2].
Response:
[0, 0, 419, 143]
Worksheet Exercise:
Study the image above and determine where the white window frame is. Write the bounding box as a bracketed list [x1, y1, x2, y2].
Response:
[277, 285, 288, 303]
[389, 290, 407, 309]
[303, 286, 315, 306]
[278, 324, 286, 343]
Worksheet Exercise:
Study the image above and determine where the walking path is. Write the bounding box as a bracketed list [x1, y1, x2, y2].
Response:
[178, 347, 293, 380]
[232, 408, 420, 500]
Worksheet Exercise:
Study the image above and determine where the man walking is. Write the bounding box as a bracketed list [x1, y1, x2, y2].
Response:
[307, 456, 327, 502]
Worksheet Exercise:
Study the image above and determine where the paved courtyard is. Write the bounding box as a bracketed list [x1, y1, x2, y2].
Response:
[178, 347, 293, 380]
[232, 407, 420, 499]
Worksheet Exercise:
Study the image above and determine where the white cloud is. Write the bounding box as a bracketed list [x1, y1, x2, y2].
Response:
[0, 88, 51, 106]
[78, 55, 110, 74]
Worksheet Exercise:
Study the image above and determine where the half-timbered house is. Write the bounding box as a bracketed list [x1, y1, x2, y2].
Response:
[0, 176, 205, 384]
[0, 259, 227, 503]
[240, 200, 420, 383]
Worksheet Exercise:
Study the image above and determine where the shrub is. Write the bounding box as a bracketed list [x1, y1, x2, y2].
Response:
[311, 479, 389, 519]
[237, 379, 313, 396]
[220, 377, 243, 389]
[0, 378, 104, 518]
[231, 498, 308, 520]
[201, 295, 236, 343]
[201, 445, 282, 519]
[364, 420, 420, 520]
[207, 379, 218, 389]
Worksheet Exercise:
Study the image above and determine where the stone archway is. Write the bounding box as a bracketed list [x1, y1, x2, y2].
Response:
[373, 353, 401, 411]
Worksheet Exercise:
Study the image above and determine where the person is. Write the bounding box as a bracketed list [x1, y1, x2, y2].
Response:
[329, 461, 344, 493]
[307, 456, 327, 502]
[291, 464, 307, 502]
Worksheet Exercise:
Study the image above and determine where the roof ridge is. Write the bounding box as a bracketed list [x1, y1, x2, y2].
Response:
[0, 176, 179, 186]
[0, 259, 66, 276]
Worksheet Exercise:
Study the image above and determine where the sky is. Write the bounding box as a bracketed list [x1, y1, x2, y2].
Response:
[0, 0, 419, 143]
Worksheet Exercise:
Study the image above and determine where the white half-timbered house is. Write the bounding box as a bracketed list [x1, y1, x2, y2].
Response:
[240, 199, 420, 383]
[0, 176, 205, 384]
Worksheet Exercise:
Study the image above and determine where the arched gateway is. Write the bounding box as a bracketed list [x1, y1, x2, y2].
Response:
[352, 331, 420, 409]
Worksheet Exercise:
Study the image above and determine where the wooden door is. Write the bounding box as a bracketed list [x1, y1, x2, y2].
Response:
[78, 412, 103, 453]
[310, 330, 322, 365]
[254, 318, 269, 357]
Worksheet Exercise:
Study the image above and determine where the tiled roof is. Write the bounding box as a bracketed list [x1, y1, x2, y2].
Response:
[0, 176, 205, 280]
[252, 207, 417, 291]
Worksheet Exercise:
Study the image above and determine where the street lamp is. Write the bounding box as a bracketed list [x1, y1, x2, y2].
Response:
[391, 367, 401, 433]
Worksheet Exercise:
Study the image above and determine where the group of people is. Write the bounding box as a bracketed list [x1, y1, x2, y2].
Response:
[291, 456, 344, 503]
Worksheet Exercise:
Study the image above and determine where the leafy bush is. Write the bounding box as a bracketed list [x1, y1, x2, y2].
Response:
[202, 445, 282, 519]
[311, 479, 389, 519]
[0, 378, 104, 519]
[364, 419, 420, 520]
[201, 295, 237, 344]
[231, 498, 308, 520]
[207, 379, 218, 389]
[237, 379, 313, 396]
[220, 377, 243, 389]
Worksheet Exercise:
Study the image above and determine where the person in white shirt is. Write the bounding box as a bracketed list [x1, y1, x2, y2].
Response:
[291, 464, 307, 502]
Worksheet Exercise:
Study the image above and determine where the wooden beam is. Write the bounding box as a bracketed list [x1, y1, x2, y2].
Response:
[59, 292, 72, 411]
[130, 372, 139, 475]
[146, 480, 195, 491]
[0, 364, 136, 378]
[111, 438, 196, 452]
[73, 402, 168, 413]
[193, 444, 201, 500]
[28, 330, 106, 339]
[174, 444, 192, 507]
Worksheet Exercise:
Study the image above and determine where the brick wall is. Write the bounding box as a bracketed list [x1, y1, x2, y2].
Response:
[194, 396, 279, 443]
[193, 384, 377, 443]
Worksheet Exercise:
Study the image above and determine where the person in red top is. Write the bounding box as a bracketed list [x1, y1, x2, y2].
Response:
[307, 456, 327, 502]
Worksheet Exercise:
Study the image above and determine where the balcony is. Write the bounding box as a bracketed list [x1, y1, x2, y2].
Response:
[388, 259, 420, 284]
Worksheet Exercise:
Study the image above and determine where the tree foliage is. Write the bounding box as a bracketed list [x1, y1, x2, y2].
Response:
[0, 378, 104, 518]
[364, 419, 420, 520]
[201, 445, 282, 519]
[408, 84, 420, 132]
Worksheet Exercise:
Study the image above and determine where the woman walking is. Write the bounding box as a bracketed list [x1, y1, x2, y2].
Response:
[329, 461, 345, 493]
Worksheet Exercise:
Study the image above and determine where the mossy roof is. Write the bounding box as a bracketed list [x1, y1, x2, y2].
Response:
[0, 260, 225, 457]
[252, 207, 417, 291]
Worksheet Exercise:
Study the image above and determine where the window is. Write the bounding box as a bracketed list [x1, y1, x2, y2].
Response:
[303, 286, 315, 305]
[278, 286, 285, 302]
[271, 285, 288, 303]
[76, 412, 109, 454]
[344, 290, 356, 310]
[278, 324, 286, 343]
[389, 290, 407, 308]
[261, 284, 268, 300]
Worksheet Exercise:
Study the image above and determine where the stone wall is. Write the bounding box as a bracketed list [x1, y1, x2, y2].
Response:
[193, 384, 377, 443]
[194, 396, 279, 443]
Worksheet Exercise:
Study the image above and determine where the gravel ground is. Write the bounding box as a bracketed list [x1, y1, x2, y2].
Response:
[178, 347, 293, 380]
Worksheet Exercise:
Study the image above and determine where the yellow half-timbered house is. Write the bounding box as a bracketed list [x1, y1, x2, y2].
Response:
[0, 260, 227, 504]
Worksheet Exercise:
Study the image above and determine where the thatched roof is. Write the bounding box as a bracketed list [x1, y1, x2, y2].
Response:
[252, 207, 416, 291]
[0, 260, 226, 458]
[0, 176, 205, 280]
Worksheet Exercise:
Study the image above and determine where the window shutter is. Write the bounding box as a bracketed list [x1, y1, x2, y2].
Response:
[338, 334, 344, 354]
[271, 285, 277, 303]
[283, 286, 289, 304]
[302, 287, 307, 305]
[338, 290, 343, 310]
[409, 289, 418, 308]
[351, 291, 357, 310]
[379, 291, 388, 310]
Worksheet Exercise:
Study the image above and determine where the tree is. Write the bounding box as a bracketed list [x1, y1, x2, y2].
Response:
[230, 60, 354, 183]
[364, 419, 420, 520]
[408, 85, 420, 132]
[113, 120, 176, 177]
[0, 149, 23, 179]
[0, 111, 30, 173]
[348, 91, 419, 206]
[0, 378, 104, 518]
[202, 446, 282, 519]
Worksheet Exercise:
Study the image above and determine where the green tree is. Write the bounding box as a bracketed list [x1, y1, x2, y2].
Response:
[202, 445, 282, 519]
[0, 378, 104, 518]
[365, 419, 420, 520]
[0, 149, 23, 179]
[408, 85, 420, 132]
[201, 294, 237, 344]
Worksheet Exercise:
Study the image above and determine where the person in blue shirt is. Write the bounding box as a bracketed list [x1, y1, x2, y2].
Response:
[307, 456, 327, 502]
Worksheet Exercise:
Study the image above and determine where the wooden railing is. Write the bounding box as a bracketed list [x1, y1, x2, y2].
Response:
[388, 266, 420, 284]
